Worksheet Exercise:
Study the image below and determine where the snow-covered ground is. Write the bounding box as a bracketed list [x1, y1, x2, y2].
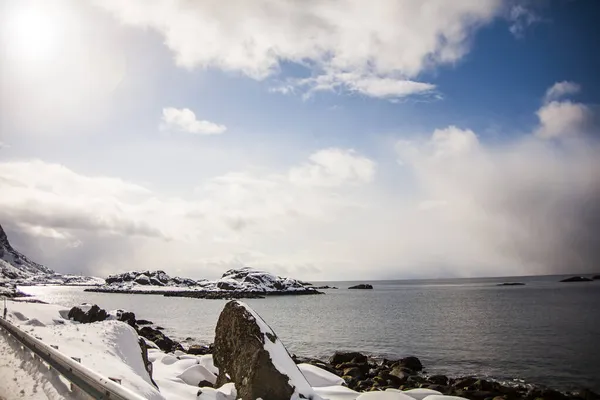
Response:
[0, 300, 464, 400]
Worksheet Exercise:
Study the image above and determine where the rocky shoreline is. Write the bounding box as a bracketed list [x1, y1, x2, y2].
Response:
[65, 302, 599, 400]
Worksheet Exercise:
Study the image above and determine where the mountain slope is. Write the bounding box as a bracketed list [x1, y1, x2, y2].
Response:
[0, 223, 104, 286]
[0, 224, 54, 280]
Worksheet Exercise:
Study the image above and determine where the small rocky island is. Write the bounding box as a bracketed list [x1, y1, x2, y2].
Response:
[85, 267, 323, 299]
[348, 284, 373, 289]
[496, 282, 525, 286]
[560, 276, 593, 283]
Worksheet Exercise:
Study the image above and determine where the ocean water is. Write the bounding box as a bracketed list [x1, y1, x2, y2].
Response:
[18, 275, 600, 392]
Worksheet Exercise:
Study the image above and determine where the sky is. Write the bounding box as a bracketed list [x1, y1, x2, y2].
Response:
[0, 0, 599, 281]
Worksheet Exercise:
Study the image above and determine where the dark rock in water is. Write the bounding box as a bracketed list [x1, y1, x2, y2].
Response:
[348, 284, 373, 289]
[214, 300, 314, 400]
[343, 367, 364, 379]
[593, 275, 600, 280]
[313, 285, 338, 289]
[187, 344, 211, 355]
[139, 326, 182, 353]
[136, 319, 153, 325]
[560, 276, 593, 282]
[388, 366, 412, 383]
[67, 305, 109, 323]
[329, 351, 368, 365]
[399, 356, 423, 372]
[453, 377, 478, 389]
[496, 282, 525, 286]
[569, 388, 600, 400]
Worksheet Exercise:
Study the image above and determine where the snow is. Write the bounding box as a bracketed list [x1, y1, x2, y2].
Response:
[298, 363, 346, 387]
[1, 300, 164, 400]
[314, 385, 360, 400]
[356, 391, 416, 400]
[401, 388, 443, 400]
[421, 397, 469, 400]
[238, 301, 322, 400]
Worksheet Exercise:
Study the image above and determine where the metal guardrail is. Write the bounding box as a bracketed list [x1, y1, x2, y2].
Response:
[0, 307, 148, 400]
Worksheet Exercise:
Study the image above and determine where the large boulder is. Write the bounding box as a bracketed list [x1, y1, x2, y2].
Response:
[329, 351, 368, 365]
[214, 300, 319, 400]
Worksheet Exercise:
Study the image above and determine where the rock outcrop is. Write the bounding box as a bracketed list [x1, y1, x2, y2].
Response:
[348, 284, 373, 289]
[214, 300, 319, 400]
[88, 267, 323, 299]
[560, 276, 593, 283]
[67, 305, 109, 323]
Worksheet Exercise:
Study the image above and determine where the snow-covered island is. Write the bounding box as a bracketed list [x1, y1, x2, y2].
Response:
[0, 224, 103, 298]
[85, 267, 324, 299]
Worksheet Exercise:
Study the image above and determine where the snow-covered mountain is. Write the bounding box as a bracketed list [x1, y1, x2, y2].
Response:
[92, 267, 321, 296]
[0, 224, 54, 280]
[0, 223, 104, 288]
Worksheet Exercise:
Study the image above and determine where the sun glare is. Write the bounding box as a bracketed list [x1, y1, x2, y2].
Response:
[4, 4, 65, 63]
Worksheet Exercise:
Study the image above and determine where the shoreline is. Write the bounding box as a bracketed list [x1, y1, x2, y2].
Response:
[77, 301, 597, 400]
[83, 287, 324, 299]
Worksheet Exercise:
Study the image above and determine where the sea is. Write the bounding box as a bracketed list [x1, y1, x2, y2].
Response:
[17, 274, 600, 393]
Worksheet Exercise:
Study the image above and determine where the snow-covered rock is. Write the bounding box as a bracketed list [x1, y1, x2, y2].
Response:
[214, 300, 322, 400]
[91, 267, 321, 298]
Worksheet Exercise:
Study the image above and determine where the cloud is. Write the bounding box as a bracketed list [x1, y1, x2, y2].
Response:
[394, 126, 600, 276]
[544, 81, 581, 103]
[94, 0, 503, 98]
[284, 72, 436, 100]
[535, 101, 592, 139]
[289, 148, 376, 187]
[161, 107, 226, 135]
[508, 5, 541, 38]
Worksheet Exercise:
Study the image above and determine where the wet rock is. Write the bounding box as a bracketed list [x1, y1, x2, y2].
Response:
[136, 319, 153, 325]
[343, 367, 364, 379]
[428, 375, 449, 385]
[348, 284, 373, 289]
[496, 282, 525, 286]
[453, 377, 478, 389]
[187, 344, 211, 355]
[330, 351, 368, 365]
[399, 356, 423, 372]
[389, 366, 413, 383]
[213, 300, 314, 400]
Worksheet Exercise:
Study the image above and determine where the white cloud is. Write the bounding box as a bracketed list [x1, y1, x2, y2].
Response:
[161, 107, 226, 135]
[544, 81, 581, 103]
[535, 100, 592, 139]
[508, 5, 541, 37]
[289, 148, 376, 187]
[94, 0, 502, 98]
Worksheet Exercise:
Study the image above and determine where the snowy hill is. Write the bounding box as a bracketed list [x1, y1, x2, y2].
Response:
[0, 223, 104, 288]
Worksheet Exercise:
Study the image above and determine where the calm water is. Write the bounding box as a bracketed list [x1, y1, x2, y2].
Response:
[18, 275, 600, 392]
